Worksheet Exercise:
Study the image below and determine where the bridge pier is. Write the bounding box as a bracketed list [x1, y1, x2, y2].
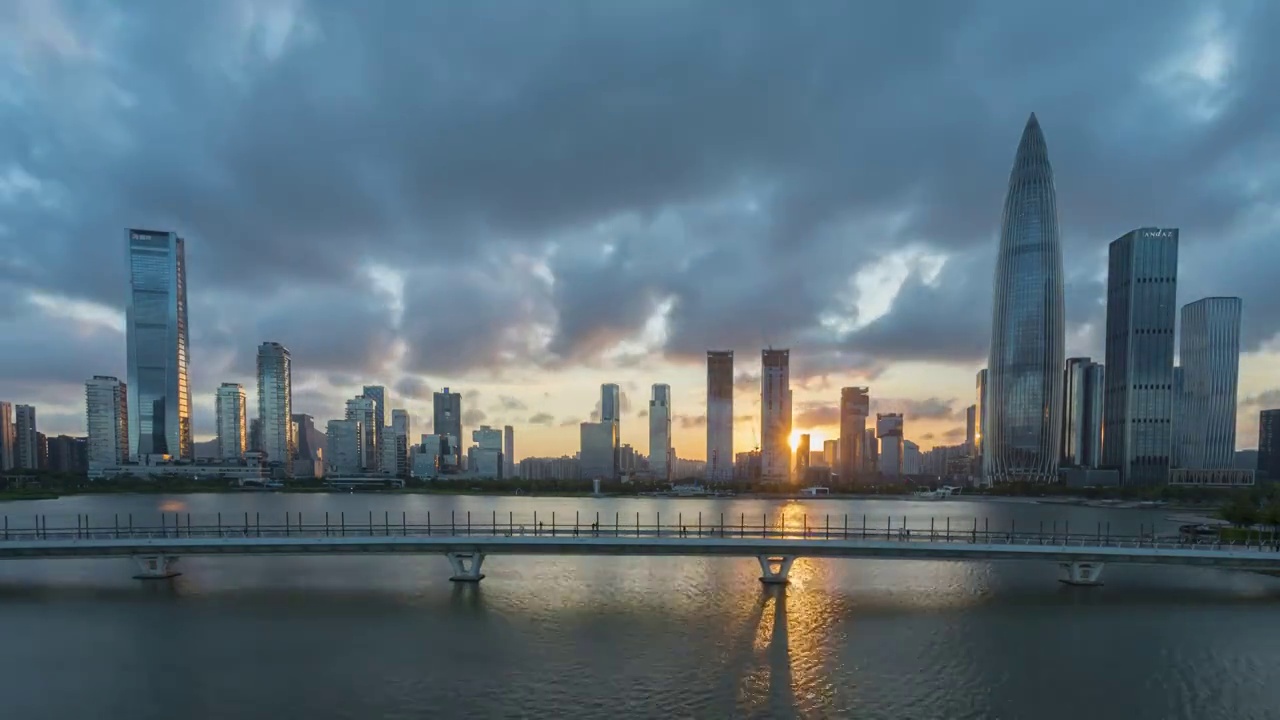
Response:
[447, 552, 486, 582]
[1059, 561, 1104, 586]
[757, 555, 796, 585]
[132, 555, 180, 580]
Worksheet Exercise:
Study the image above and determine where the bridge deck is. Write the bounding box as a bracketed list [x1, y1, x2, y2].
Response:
[3, 531, 1280, 571]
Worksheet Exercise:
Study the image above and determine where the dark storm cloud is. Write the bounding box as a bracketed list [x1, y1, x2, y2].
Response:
[4, 0, 1280, 417]
[394, 376, 433, 402]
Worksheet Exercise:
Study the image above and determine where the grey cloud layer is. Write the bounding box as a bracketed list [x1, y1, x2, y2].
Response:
[3, 0, 1279, 429]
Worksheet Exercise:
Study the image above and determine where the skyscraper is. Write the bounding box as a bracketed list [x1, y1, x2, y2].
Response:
[974, 368, 988, 465]
[433, 387, 462, 449]
[126, 228, 192, 460]
[864, 427, 878, 472]
[503, 425, 515, 479]
[1103, 228, 1179, 485]
[706, 351, 734, 482]
[1062, 358, 1105, 468]
[600, 383, 621, 477]
[292, 413, 320, 477]
[795, 433, 811, 479]
[649, 384, 672, 481]
[965, 405, 977, 456]
[15, 405, 38, 470]
[761, 349, 792, 481]
[86, 376, 128, 470]
[0, 401, 13, 471]
[876, 413, 903, 476]
[393, 409, 411, 477]
[326, 419, 363, 474]
[839, 387, 869, 482]
[1177, 297, 1242, 469]
[345, 396, 378, 471]
[579, 421, 616, 480]
[1260, 410, 1280, 481]
[256, 342, 294, 475]
[823, 439, 839, 467]
[362, 385, 386, 470]
[216, 383, 247, 460]
[985, 114, 1065, 484]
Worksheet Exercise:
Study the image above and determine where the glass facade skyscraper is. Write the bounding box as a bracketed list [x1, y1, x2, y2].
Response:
[256, 342, 294, 475]
[215, 383, 247, 460]
[1176, 297, 1241, 469]
[648, 384, 672, 481]
[85, 376, 128, 470]
[126, 229, 192, 460]
[985, 114, 1065, 483]
[1062, 358, 1104, 468]
[1102, 228, 1179, 485]
[362, 385, 386, 470]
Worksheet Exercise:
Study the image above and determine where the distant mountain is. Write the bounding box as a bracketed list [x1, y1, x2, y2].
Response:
[194, 438, 219, 459]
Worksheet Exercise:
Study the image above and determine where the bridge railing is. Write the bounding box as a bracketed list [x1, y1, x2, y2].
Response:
[1, 510, 1277, 553]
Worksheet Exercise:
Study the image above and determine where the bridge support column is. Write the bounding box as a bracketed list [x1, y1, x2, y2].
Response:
[757, 555, 796, 585]
[132, 555, 180, 580]
[447, 552, 486, 582]
[1059, 562, 1104, 586]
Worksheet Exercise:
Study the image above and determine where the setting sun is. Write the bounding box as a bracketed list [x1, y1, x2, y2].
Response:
[790, 429, 825, 451]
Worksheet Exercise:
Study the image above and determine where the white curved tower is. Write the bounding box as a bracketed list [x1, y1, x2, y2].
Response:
[985, 114, 1065, 483]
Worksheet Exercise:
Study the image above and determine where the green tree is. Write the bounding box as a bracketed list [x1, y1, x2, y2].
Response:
[1220, 493, 1260, 528]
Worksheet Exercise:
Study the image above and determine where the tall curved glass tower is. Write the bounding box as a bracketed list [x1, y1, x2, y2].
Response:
[985, 113, 1065, 483]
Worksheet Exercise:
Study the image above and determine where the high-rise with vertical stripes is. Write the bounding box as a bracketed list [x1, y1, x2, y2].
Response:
[1103, 228, 1179, 485]
[985, 114, 1065, 483]
[1176, 297, 1241, 469]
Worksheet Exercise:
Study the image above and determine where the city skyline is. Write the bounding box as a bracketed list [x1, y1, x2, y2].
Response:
[3, 3, 1280, 462]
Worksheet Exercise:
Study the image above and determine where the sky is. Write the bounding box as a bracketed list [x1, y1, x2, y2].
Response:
[2, 0, 1279, 461]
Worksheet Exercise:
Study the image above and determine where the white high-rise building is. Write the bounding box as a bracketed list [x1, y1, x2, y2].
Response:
[1177, 297, 1242, 469]
[216, 383, 247, 460]
[345, 396, 378, 471]
[86, 376, 128, 470]
[649, 384, 672, 481]
[761, 349, 792, 481]
[256, 342, 294, 475]
[326, 419, 363, 475]
[705, 351, 734, 482]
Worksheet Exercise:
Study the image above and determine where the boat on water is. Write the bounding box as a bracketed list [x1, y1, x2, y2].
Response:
[914, 485, 963, 500]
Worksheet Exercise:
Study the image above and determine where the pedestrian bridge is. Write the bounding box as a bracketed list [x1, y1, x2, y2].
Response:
[1, 511, 1278, 586]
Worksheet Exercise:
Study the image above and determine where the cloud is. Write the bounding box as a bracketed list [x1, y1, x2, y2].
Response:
[678, 415, 707, 429]
[462, 408, 487, 427]
[1242, 389, 1280, 408]
[5, 0, 1280, 450]
[496, 395, 528, 412]
[527, 412, 555, 426]
[637, 409, 648, 418]
[394, 376, 433, 401]
[872, 397, 958, 420]
[559, 418, 582, 428]
[795, 402, 839, 427]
